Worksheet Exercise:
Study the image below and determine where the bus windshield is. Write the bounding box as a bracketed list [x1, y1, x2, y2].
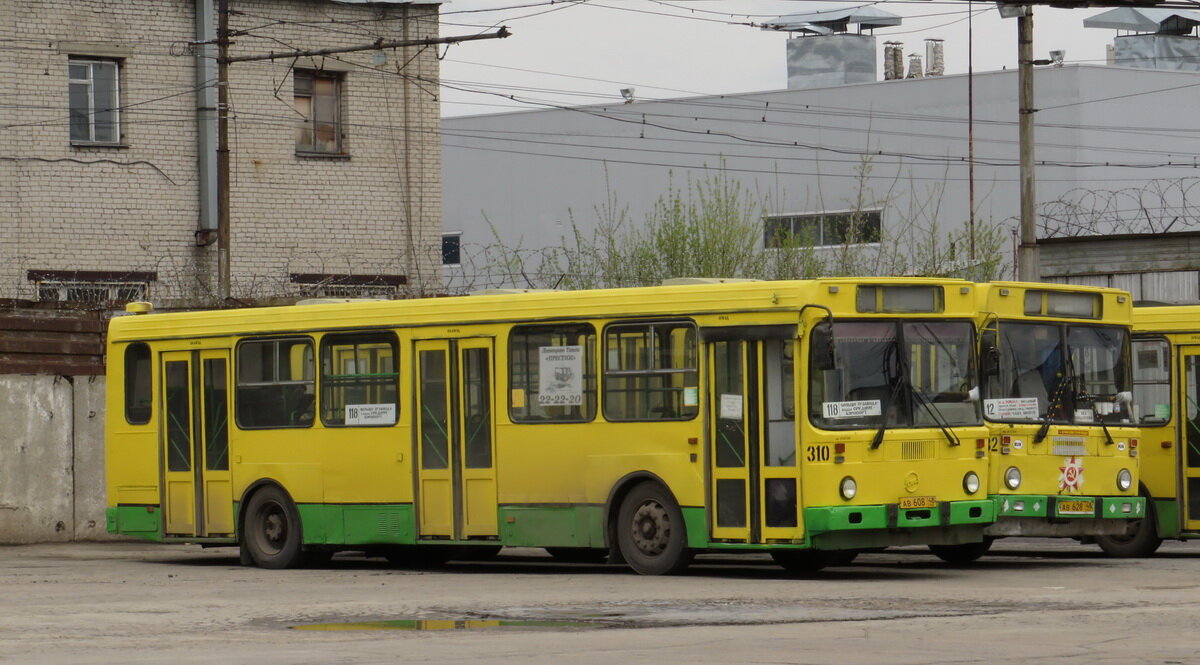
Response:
[985, 322, 1131, 424]
[809, 320, 979, 430]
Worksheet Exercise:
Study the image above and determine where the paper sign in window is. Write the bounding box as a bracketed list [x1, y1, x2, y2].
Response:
[345, 403, 396, 426]
[822, 400, 882, 419]
[720, 394, 743, 420]
[538, 345, 583, 406]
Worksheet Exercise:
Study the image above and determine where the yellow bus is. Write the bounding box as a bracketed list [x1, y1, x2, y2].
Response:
[1099, 304, 1200, 555]
[105, 278, 994, 575]
[940, 282, 1144, 562]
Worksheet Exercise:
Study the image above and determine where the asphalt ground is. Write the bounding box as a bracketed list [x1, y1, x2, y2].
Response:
[2, 538, 1198, 665]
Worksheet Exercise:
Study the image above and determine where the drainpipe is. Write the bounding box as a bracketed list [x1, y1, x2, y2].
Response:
[195, 0, 218, 246]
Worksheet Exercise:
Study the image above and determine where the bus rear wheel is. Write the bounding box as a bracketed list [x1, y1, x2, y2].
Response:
[616, 483, 693, 575]
[242, 486, 305, 569]
[929, 537, 994, 564]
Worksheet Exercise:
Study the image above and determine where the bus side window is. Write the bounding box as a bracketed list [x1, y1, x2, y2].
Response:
[603, 321, 699, 422]
[509, 323, 596, 423]
[1132, 338, 1170, 424]
[236, 338, 315, 429]
[124, 342, 152, 425]
[319, 333, 399, 427]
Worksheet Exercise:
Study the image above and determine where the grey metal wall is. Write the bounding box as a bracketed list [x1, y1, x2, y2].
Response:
[0, 375, 111, 544]
[443, 64, 1200, 289]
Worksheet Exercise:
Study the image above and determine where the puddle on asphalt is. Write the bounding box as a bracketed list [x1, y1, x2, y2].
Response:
[292, 619, 599, 631]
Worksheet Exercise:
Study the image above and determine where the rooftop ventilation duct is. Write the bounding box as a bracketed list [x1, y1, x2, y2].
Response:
[765, 6, 903, 89]
[1085, 7, 1200, 71]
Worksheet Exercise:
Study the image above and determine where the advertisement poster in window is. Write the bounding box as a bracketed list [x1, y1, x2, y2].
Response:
[538, 346, 583, 406]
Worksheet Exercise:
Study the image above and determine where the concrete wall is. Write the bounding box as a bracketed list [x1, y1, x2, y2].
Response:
[0, 375, 110, 544]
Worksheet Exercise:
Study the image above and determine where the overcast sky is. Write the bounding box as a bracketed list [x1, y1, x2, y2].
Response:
[437, 1, 1125, 117]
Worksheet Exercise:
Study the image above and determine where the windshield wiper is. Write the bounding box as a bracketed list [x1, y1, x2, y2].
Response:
[870, 343, 902, 450]
[1034, 353, 1076, 444]
[911, 386, 962, 447]
[1082, 391, 1120, 446]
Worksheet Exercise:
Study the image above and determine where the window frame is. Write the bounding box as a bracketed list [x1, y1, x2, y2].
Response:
[124, 342, 152, 425]
[234, 337, 316, 430]
[68, 57, 122, 145]
[602, 319, 700, 423]
[318, 331, 400, 428]
[763, 210, 883, 248]
[1132, 336, 1172, 425]
[442, 233, 462, 267]
[294, 69, 345, 156]
[508, 322, 597, 424]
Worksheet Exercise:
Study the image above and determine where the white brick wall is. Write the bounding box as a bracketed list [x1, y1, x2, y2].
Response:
[0, 0, 442, 303]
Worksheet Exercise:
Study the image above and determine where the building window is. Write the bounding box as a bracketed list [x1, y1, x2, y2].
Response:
[442, 233, 462, 266]
[28, 270, 153, 304]
[294, 70, 343, 154]
[764, 210, 882, 248]
[289, 273, 405, 299]
[69, 58, 121, 144]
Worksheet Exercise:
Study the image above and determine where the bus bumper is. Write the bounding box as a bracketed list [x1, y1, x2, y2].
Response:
[984, 495, 1146, 537]
[804, 499, 995, 549]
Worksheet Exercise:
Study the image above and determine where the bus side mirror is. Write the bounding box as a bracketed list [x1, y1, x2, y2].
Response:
[811, 321, 836, 372]
[982, 346, 1000, 378]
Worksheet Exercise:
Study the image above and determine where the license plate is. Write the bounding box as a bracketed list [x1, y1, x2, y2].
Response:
[899, 496, 936, 509]
[1058, 500, 1095, 515]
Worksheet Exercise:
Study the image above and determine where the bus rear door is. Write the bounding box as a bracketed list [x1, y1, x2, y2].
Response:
[160, 349, 233, 537]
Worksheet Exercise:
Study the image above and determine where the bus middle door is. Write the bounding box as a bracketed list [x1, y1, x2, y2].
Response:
[705, 326, 803, 544]
[414, 338, 499, 541]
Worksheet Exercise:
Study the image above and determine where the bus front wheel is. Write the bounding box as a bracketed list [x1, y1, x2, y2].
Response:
[929, 537, 994, 564]
[1096, 499, 1162, 557]
[242, 486, 306, 569]
[616, 483, 693, 575]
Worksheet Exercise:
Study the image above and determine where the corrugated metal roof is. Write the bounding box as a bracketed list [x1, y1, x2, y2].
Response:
[329, 0, 441, 5]
[763, 6, 902, 34]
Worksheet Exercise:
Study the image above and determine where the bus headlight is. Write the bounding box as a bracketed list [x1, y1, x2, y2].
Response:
[963, 471, 981, 495]
[1117, 469, 1133, 492]
[839, 476, 858, 500]
[1004, 466, 1022, 490]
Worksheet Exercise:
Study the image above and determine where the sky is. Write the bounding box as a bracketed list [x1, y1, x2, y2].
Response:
[436, 0, 1128, 117]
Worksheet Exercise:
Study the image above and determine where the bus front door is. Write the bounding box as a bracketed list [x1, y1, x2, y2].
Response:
[414, 339, 499, 541]
[160, 349, 233, 538]
[708, 337, 803, 543]
[1180, 347, 1200, 532]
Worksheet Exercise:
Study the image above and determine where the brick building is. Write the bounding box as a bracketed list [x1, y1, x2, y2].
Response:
[1, 0, 443, 306]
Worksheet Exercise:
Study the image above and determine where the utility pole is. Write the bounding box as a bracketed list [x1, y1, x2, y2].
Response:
[210, 1, 509, 302]
[1017, 6, 1039, 282]
[216, 0, 231, 301]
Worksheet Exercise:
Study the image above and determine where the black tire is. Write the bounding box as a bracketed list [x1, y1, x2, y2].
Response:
[384, 545, 453, 568]
[451, 545, 503, 561]
[242, 485, 306, 569]
[545, 547, 609, 564]
[929, 537, 994, 564]
[771, 549, 856, 573]
[1096, 498, 1163, 557]
[616, 482, 693, 575]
